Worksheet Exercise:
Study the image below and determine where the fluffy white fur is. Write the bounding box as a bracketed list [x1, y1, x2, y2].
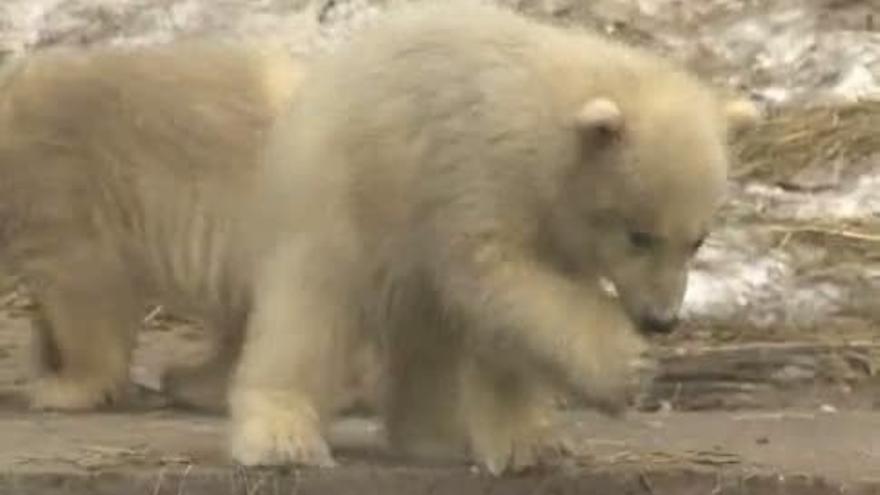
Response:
[0, 41, 303, 411]
[232, 1, 756, 474]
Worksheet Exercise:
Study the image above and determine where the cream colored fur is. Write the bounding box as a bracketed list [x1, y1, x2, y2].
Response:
[232, 1, 756, 474]
[0, 41, 303, 411]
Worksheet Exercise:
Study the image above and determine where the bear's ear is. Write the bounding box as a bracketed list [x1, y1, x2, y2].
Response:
[574, 97, 623, 143]
[723, 98, 761, 136]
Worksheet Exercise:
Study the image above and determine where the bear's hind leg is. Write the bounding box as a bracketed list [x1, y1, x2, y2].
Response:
[162, 316, 245, 414]
[384, 319, 467, 464]
[28, 247, 139, 411]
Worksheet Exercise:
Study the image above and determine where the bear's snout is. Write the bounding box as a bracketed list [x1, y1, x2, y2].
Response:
[637, 313, 679, 335]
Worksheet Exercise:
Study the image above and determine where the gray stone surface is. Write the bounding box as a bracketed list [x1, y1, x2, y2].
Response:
[0, 408, 878, 494]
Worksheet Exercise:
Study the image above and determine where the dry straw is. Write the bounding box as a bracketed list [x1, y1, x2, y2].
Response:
[732, 98, 880, 183]
[731, 98, 880, 248]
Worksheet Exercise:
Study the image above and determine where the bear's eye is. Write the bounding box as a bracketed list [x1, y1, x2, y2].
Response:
[692, 236, 706, 252]
[628, 230, 656, 250]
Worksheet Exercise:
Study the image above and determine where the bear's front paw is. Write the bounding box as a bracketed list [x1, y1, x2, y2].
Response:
[596, 351, 657, 416]
[573, 324, 657, 416]
[229, 389, 336, 467]
[491, 432, 575, 475]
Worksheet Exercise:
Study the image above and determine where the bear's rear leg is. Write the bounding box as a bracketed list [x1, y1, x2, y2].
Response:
[161, 320, 244, 413]
[27, 249, 139, 411]
[384, 321, 468, 464]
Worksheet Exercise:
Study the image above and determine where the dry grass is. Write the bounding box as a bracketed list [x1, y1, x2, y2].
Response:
[732, 99, 880, 183]
[727, 99, 880, 271]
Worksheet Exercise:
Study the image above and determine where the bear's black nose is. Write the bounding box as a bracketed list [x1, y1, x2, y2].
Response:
[639, 315, 679, 335]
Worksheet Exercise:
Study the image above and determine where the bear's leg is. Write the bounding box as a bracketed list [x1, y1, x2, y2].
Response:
[228, 247, 352, 467]
[438, 247, 652, 415]
[161, 317, 244, 414]
[459, 357, 566, 475]
[385, 320, 467, 464]
[28, 246, 139, 410]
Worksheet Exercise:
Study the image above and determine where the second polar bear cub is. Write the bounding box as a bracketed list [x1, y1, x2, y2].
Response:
[0, 41, 302, 413]
[232, 1, 757, 473]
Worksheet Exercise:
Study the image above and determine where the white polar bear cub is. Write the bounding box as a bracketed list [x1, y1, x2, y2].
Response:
[231, 1, 758, 474]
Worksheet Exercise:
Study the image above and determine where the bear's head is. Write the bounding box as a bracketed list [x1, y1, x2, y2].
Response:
[553, 90, 758, 335]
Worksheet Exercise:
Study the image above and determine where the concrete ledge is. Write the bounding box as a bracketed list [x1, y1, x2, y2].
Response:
[4, 465, 879, 495]
[1, 409, 878, 495]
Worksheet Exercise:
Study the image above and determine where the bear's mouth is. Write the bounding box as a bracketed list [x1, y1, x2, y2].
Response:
[597, 276, 680, 336]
